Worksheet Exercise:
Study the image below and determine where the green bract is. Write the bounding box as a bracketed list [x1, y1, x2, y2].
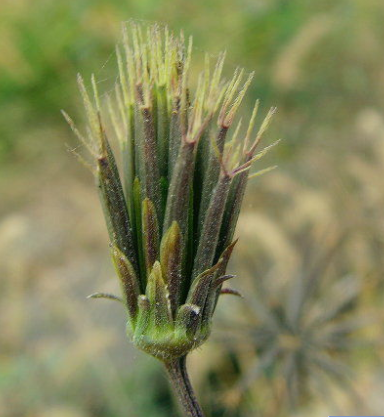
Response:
[64, 23, 276, 363]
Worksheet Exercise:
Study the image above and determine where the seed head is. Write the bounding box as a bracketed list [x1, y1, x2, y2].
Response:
[64, 22, 276, 362]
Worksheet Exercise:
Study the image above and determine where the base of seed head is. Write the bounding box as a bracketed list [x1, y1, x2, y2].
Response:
[130, 321, 210, 362]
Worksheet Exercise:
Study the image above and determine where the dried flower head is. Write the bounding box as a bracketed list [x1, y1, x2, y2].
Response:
[64, 23, 276, 364]
[218, 233, 366, 415]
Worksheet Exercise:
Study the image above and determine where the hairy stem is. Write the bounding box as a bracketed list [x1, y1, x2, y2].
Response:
[165, 356, 205, 417]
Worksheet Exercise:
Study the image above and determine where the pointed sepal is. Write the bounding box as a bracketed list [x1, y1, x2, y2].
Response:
[186, 262, 221, 308]
[97, 132, 138, 274]
[160, 221, 182, 315]
[205, 239, 239, 319]
[185, 262, 222, 334]
[193, 173, 232, 277]
[133, 294, 151, 337]
[142, 198, 160, 273]
[111, 245, 140, 320]
[176, 303, 201, 339]
[214, 274, 236, 287]
[146, 261, 173, 328]
[220, 288, 243, 297]
[87, 292, 124, 304]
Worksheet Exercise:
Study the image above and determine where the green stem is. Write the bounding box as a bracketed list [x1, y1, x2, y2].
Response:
[165, 356, 205, 417]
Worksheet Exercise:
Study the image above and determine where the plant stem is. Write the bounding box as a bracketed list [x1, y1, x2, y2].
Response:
[165, 355, 205, 417]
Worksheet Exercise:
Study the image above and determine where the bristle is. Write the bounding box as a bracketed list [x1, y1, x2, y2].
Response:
[248, 165, 277, 180]
[91, 74, 101, 113]
[116, 45, 130, 106]
[224, 71, 254, 127]
[233, 139, 281, 176]
[106, 95, 124, 145]
[77, 74, 99, 142]
[219, 68, 244, 125]
[248, 106, 277, 155]
[243, 99, 260, 153]
[65, 144, 95, 173]
[114, 83, 128, 131]
[61, 110, 97, 157]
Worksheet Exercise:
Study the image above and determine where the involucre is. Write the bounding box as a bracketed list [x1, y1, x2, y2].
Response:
[64, 22, 276, 417]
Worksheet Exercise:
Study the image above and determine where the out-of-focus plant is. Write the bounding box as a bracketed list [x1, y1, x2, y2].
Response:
[64, 23, 276, 417]
[211, 231, 367, 417]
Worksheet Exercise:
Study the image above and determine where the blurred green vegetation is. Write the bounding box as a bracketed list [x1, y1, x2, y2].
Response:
[1, 0, 384, 416]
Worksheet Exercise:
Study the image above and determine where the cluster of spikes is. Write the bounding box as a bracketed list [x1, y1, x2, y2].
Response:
[63, 23, 276, 362]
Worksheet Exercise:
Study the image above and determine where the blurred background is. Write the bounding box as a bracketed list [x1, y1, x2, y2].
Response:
[1, 0, 384, 416]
